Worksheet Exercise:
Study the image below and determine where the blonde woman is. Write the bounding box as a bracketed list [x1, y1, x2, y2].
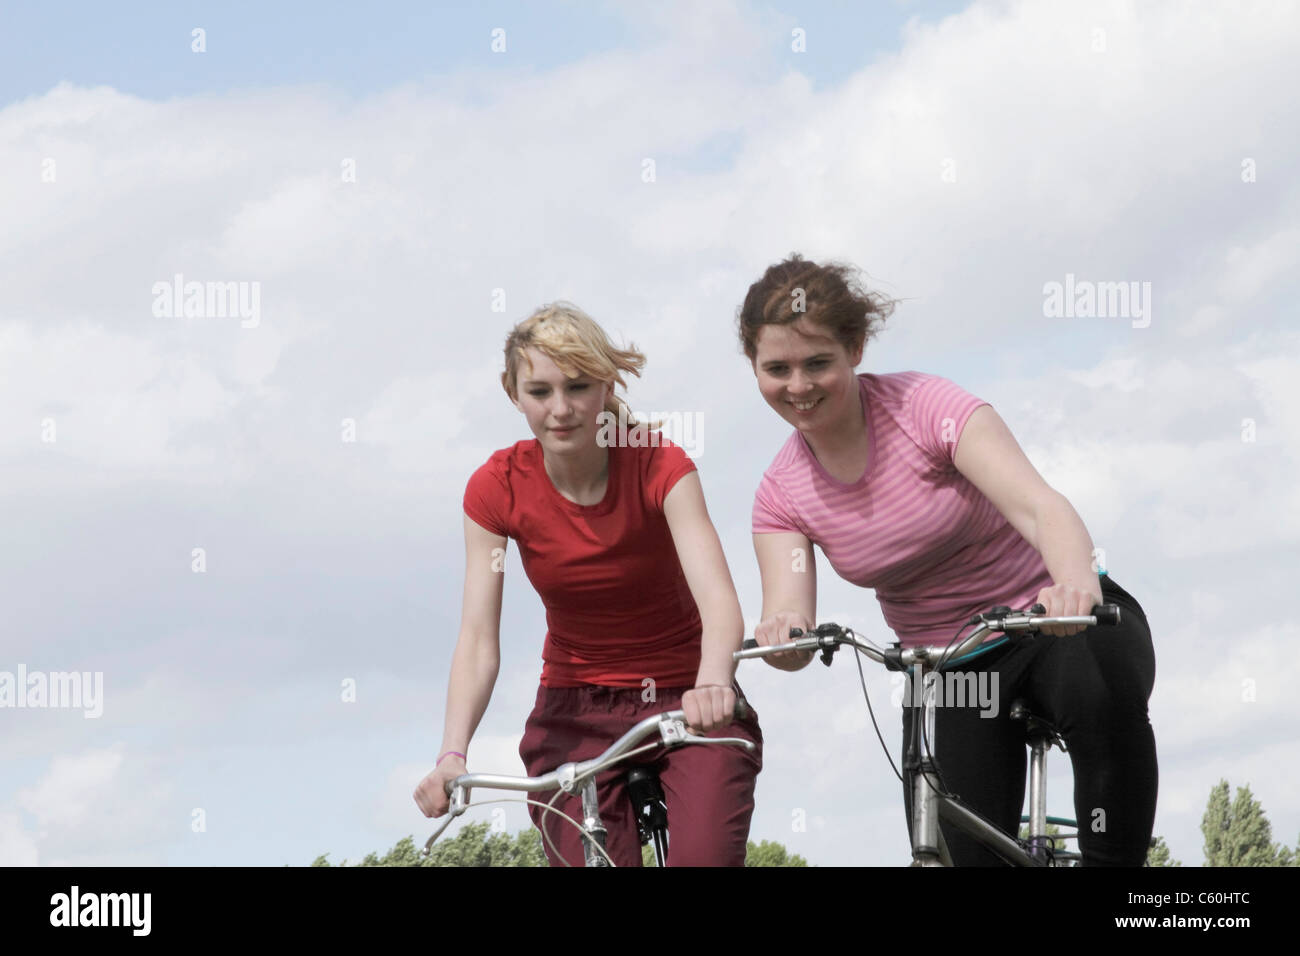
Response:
[413, 303, 762, 866]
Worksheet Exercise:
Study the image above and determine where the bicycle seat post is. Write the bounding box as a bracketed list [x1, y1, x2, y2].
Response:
[1026, 734, 1049, 863]
[1010, 698, 1063, 865]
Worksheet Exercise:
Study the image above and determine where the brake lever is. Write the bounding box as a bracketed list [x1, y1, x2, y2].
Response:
[678, 732, 757, 752]
[422, 786, 468, 855]
[973, 603, 1047, 634]
[660, 717, 757, 752]
[787, 625, 843, 667]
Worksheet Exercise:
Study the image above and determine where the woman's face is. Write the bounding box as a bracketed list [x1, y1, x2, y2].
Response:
[752, 319, 863, 436]
[512, 347, 613, 454]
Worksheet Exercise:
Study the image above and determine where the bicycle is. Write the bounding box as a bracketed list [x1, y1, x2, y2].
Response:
[735, 603, 1121, 866]
[422, 702, 756, 866]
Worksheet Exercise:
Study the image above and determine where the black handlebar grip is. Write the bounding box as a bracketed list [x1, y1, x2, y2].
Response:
[1091, 603, 1122, 626]
[734, 698, 751, 721]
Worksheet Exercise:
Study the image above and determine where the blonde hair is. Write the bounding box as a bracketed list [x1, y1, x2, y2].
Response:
[501, 302, 657, 429]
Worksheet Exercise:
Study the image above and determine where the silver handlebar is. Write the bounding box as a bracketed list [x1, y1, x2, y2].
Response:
[735, 608, 1119, 670]
[423, 706, 756, 853]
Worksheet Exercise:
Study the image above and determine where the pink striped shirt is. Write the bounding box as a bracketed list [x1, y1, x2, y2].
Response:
[752, 372, 1054, 648]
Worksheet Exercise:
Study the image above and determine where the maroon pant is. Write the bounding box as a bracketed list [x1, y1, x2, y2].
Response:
[518, 683, 763, 866]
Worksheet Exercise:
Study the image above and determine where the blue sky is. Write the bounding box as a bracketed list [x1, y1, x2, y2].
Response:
[2, 0, 1298, 870]
[1, 1, 970, 107]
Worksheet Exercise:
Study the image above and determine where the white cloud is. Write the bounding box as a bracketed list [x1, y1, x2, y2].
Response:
[2, 744, 177, 866]
[17, 745, 127, 831]
[0, 812, 40, 867]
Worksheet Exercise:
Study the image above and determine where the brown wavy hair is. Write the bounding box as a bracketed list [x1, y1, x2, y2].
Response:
[736, 254, 897, 363]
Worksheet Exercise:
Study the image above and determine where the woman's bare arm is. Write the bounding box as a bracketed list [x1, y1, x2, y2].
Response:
[752, 530, 817, 670]
[663, 473, 745, 720]
[953, 404, 1101, 634]
[437, 514, 508, 756]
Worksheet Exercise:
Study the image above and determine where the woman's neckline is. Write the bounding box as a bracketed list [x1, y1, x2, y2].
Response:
[537, 442, 618, 512]
[796, 373, 876, 488]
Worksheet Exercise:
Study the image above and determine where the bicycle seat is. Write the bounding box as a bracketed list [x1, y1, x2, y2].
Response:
[1008, 698, 1067, 752]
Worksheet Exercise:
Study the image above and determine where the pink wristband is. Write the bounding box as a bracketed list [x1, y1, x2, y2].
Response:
[436, 750, 466, 766]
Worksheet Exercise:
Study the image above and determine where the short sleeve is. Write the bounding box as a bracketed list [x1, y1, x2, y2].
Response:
[643, 440, 698, 511]
[463, 459, 511, 537]
[906, 375, 990, 466]
[751, 471, 801, 535]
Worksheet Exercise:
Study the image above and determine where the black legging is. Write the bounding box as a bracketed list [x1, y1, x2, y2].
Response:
[901, 574, 1157, 866]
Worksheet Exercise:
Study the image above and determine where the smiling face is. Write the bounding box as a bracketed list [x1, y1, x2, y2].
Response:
[752, 319, 864, 436]
[511, 347, 613, 453]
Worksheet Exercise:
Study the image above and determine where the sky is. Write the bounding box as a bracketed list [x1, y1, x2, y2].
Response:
[2, 0, 1298, 869]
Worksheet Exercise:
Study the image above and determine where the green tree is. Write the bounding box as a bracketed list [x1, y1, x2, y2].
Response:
[1201, 779, 1294, 867]
[316, 827, 811, 867]
[641, 839, 808, 866]
[1145, 835, 1181, 867]
[313, 824, 546, 867]
[744, 839, 808, 867]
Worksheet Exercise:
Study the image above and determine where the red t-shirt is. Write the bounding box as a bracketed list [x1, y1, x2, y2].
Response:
[463, 437, 702, 688]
